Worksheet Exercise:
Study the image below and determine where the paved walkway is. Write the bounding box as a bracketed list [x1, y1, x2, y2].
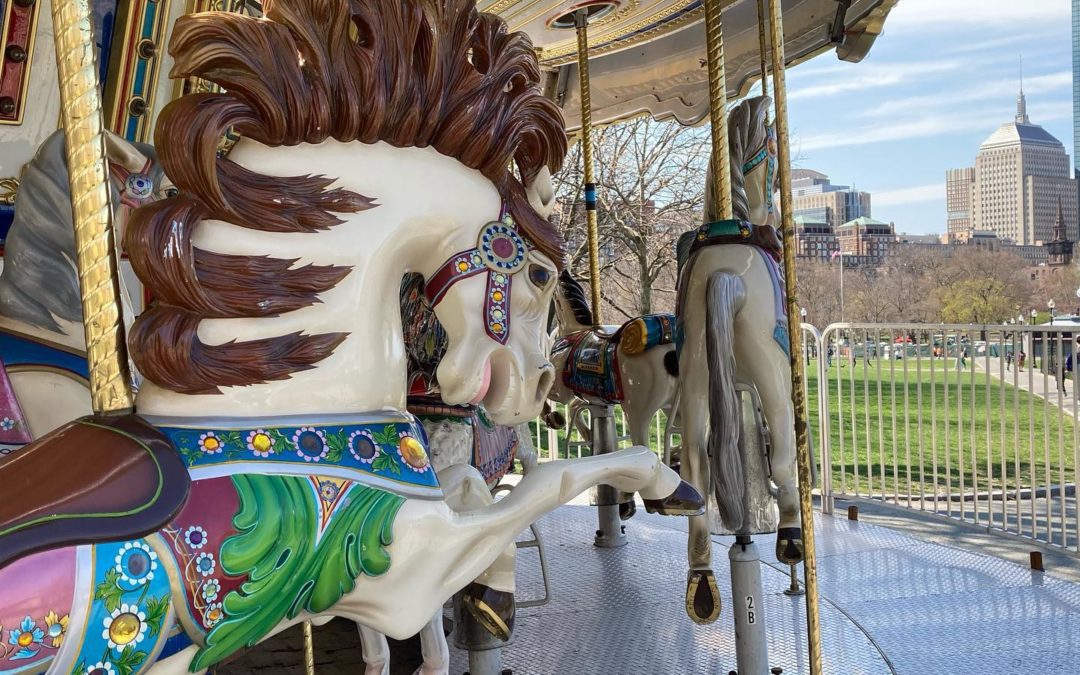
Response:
[224, 490, 1080, 674]
[973, 356, 1078, 418]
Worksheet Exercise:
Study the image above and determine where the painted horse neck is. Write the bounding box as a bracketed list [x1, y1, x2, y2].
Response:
[136, 140, 503, 420]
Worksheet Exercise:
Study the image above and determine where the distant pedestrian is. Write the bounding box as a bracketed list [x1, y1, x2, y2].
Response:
[826, 346, 833, 368]
[1019, 351, 1027, 370]
[1005, 351, 1013, 371]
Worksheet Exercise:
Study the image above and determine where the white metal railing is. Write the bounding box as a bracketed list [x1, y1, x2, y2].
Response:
[531, 321, 1080, 553]
[814, 323, 1078, 552]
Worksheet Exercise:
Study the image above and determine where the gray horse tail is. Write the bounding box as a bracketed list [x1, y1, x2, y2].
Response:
[705, 271, 745, 531]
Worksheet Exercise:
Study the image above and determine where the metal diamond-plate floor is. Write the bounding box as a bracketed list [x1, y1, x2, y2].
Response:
[444, 489, 1080, 674]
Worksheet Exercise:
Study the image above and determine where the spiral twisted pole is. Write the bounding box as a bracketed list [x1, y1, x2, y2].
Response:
[703, 0, 732, 221]
[51, 0, 133, 413]
[575, 9, 603, 325]
[756, 0, 770, 101]
[765, 0, 823, 671]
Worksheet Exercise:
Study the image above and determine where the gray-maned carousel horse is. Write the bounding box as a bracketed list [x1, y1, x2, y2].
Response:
[675, 94, 805, 625]
[0, 129, 169, 445]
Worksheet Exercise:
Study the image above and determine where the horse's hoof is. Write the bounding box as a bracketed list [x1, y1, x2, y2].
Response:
[461, 582, 515, 641]
[643, 480, 705, 516]
[619, 500, 637, 520]
[685, 570, 721, 624]
[776, 527, 804, 564]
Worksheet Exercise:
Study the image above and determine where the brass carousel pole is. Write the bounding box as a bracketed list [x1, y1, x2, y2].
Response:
[575, 8, 603, 325]
[756, 0, 770, 101]
[765, 0, 824, 672]
[703, 0, 732, 220]
[51, 0, 133, 413]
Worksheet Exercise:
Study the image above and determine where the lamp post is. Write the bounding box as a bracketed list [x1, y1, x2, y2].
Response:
[1048, 299, 1056, 325]
[1032, 308, 1038, 324]
[833, 250, 852, 322]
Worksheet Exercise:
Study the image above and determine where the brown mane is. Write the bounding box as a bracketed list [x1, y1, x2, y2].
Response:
[126, 0, 568, 394]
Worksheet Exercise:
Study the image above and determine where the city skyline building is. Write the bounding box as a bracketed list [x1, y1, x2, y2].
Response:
[1074, 0, 1080, 182]
[790, 169, 872, 229]
[947, 89, 1078, 247]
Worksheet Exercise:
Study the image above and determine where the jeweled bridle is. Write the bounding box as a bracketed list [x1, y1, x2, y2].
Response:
[424, 207, 530, 345]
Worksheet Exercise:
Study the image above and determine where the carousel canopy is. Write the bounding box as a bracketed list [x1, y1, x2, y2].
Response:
[481, 0, 898, 129]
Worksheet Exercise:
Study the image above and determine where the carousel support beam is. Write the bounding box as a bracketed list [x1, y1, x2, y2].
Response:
[51, 0, 134, 414]
[703, 0, 732, 221]
[591, 404, 628, 548]
[765, 0, 824, 672]
[574, 9, 603, 326]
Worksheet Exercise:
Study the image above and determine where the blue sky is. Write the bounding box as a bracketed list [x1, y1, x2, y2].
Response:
[782, 0, 1073, 235]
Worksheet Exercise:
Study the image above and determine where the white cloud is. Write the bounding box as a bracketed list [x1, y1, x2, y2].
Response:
[885, 0, 1068, 30]
[873, 183, 945, 207]
[796, 109, 1005, 151]
[788, 60, 965, 100]
[860, 71, 1071, 118]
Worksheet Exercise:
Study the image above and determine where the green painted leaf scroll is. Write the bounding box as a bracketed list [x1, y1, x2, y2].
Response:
[192, 474, 404, 669]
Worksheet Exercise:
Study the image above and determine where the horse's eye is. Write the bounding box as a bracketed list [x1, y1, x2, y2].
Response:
[164, 187, 179, 198]
[528, 264, 552, 288]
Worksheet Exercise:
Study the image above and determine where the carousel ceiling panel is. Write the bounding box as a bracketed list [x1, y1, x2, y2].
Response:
[490, 0, 899, 130]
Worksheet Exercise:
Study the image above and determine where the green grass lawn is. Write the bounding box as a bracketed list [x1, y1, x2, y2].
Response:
[806, 358, 1078, 499]
[530, 357, 1078, 500]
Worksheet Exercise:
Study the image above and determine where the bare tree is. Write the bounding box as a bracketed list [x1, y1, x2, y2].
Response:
[551, 118, 709, 320]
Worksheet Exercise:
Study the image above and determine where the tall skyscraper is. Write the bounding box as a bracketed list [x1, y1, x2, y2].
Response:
[949, 90, 1078, 246]
[1074, 0, 1080, 182]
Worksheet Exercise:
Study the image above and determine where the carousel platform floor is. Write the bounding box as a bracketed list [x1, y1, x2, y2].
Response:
[221, 486, 1080, 674]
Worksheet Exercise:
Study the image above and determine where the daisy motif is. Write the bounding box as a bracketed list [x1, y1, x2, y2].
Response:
[85, 662, 116, 675]
[246, 429, 275, 458]
[397, 431, 430, 473]
[198, 432, 223, 455]
[348, 429, 379, 464]
[194, 552, 216, 577]
[114, 541, 158, 586]
[184, 525, 209, 550]
[0, 417, 15, 431]
[292, 427, 328, 463]
[201, 579, 221, 602]
[7, 616, 43, 660]
[101, 604, 147, 651]
[203, 602, 224, 629]
[43, 611, 68, 648]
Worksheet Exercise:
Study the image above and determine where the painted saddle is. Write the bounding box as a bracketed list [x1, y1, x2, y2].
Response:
[554, 314, 676, 404]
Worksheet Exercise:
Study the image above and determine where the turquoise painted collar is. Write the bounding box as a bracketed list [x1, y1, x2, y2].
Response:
[157, 414, 439, 495]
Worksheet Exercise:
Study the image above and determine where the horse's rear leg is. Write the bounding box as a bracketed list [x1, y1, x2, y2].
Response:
[736, 336, 802, 564]
[679, 383, 721, 625]
[357, 624, 391, 675]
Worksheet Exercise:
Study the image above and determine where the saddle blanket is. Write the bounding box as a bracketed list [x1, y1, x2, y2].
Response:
[555, 330, 624, 404]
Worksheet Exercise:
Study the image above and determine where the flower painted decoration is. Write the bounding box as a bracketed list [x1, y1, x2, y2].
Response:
[102, 604, 147, 651]
[201, 579, 221, 602]
[318, 481, 340, 502]
[0, 417, 15, 431]
[115, 541, 158, 586]
[397, 431, 430, 473]
[203, 602, 224, 629]
[43, 611, 68, 648]
[194, 552, 216, 577]
[198, 432, 223, 454]
[7, 616, 44, 660]
[246, 429, 275, 458]
[85, 661, 116, 675]
[184, 525, 208, 550]
[348, 429, 379, 464]
[292, 427, 328, 463]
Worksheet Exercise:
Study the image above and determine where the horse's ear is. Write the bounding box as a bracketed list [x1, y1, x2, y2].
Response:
[103, 131, 148, 174]
[524, 166, 555, 219]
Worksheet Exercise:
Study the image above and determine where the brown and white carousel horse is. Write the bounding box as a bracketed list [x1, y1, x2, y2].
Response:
[0, 4, 702, 675]
[546, 273, 679, 517]
[676, 95, 802, 625]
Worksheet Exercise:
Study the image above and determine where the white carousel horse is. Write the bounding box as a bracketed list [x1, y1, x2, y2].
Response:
[0, 4, 701, 675]
[676, 95, 802, 625]
[546, 273, 679, 517]
[353, 275, 541, 675]
[0, 129, 168, 447]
